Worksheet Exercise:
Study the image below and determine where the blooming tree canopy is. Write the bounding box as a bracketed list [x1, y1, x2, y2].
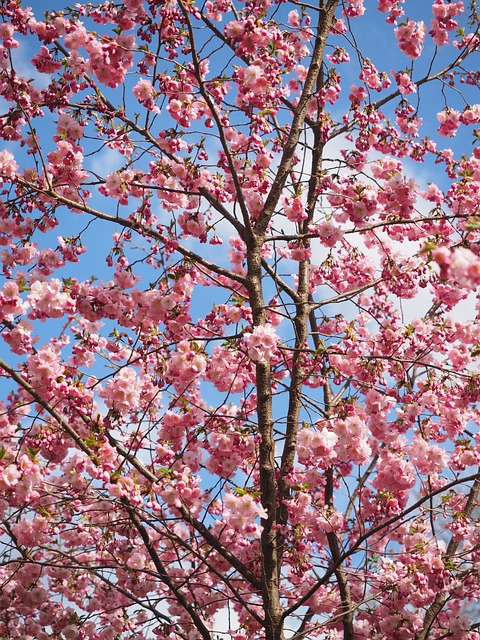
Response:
[0, 0, 479, 638]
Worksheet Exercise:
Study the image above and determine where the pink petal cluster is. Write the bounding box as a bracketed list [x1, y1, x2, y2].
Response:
[395, 20, 426, 58]
[297, 426, 338, 469]
[100, 367, 142, 414]
[223, 492, 268, 534]
[245, 323, 280, 362]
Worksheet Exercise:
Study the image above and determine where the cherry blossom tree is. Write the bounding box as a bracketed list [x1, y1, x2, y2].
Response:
[0, 0, 480, 638]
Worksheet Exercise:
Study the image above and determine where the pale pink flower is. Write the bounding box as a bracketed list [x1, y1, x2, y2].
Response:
[245, 324, 280, 362]
[297, 426, 338, 469]
[27, 278, 75, 319]
[132, 78, 160, 114]
[393, 71, 416, 95]
[224, 20, 244, 39]
[437, 109, 461, 137]
[166, 340, 207, 389]
[100, 367, 142, 414]
[27, 345, 65, 387]
[56, 113, 84, 141]
[311, 221, 345, 247]
[0, 149, 18, 179]
[395, 20, 426, 59]
[449, 247, 480, 289]
[288, 10, 301, 27]
[223, 492, 268, 533]
[407, 437, 448, 474]
[0, 464, 21, 490]
[63, 25, 88, 50]
[283, 196, 307, 222]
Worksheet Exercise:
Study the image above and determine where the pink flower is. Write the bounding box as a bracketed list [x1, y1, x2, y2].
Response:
[311, 221, 345, 247]
[143, 289, 176, 323]
[63, 25, 88, 50]
[0, 150, 18, 181]
[395, 20, 426, 59]
[461, 104, 480, 125]
[236, 64, 267, 95]
[378, 0, 404, 13]
[297, 426, 338, 469]
[0, 464, 21, 490]
[224, 20, 244, 40]
[288, 242, 312, 261]
[11, 516, 48, 546]
[27, 345, 65, 388]
[56, 113, 84, 141]
[349, 84, 367, 104]
[407, 437, 448, 474]
[223, 492, 268, 534]
[3, 319, 35, 355]
[373, 451, 416, 493]
[100, 367, 142, 414]
[450, 247, 480, 289]
[283, 196, 307, 222]
[132, 78, 160, 113]
[344, 0, 365, 18]
[288, 10, 301, 27]
[393, 71, 416, 95]
[31, 46, 62, 73]
[166, 340, 207, 389]
[431, 0, 464, 19]
[133, 78, 154, 102]
[27, 278, 75, 320]
[245, 324, 280, 362]
[437, 109, 461, 137]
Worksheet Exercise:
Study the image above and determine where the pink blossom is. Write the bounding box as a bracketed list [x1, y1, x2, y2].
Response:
[245, 324, 280, 362]
[63, 25, 88, 50]
[296, 64, 308, 82]
[349, 84, 367, 104]
[0, 150, 18, 181]
[283, 195, 307, 222]
[310, 221, 345, 247]
[166, 340, 207, 389]
[236, 64, 267, 96]
[27, 278, 75, 320]
[461, 104, 480, 125]
[449, 247, 480, 289]
[31, 45, 62, 73]
[437, 109, 461, 137]
[223, 492, 267, 534]
[0, 21, 18, 48]
[407, 436, 448, 474]
[3, 319, 35, 355]
[395, 20, 426, 59]
[27, 345, 65, 388]
[56, 113, 84, 141]
[133, 78, 154, 102]
[143, 289, 176, 323]
[0, 463, 21, 490]
[297, 426, 338, 469]
[373, 450, 416, 493]
[288, 10, 301, 27]
[431, 0, 464, 19]
[378, 0, 404, 15]
[0, 280, 27, 318]
[393, 71, 416, 95]
[100, 367, 142, 414]
[132, 78, 160, 113]
[344, 0, 365, 18]
[11, 516, 48, 546]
